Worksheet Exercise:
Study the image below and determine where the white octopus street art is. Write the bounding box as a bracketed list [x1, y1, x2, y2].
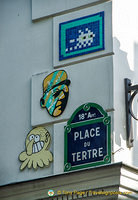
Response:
[19, 127, 53, 170]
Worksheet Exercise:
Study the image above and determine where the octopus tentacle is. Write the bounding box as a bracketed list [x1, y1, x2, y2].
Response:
[20, 158, 29, 170]
[37, 159, 44, 168]
[28, 158, 33, 169]
[19, 152, 27, 161]
[33, 160, 37, 169]
[43, 156, 49, 166]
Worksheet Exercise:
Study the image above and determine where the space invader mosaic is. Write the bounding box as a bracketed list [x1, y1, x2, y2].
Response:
[59, 12, 104, 60]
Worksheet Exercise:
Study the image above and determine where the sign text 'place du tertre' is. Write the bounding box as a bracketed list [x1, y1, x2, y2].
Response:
[64, 103, 111, 172]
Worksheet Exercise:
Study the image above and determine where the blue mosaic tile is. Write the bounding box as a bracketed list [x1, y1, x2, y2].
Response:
[59, 12, 104, 60]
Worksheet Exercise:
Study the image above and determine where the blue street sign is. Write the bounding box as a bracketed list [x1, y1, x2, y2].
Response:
[64, 103, 111, 172]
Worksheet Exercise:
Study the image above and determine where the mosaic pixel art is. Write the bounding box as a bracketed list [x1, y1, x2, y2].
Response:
[59, 12, 104, 60]
[40, 70, 71, 117]
[19, 127, 53, 170]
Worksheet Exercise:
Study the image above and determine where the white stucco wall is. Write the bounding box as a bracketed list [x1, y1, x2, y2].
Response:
[112, 0, 138, 167]
[32, 0, 106, 20]
[0, 0, 137, 187]
[0, 0, 54, 186]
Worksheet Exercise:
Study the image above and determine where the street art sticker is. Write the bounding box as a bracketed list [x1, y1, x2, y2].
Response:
[40, 70, 71, 117]
[19, 127, 53, 170]
[59, 11, 104, 60]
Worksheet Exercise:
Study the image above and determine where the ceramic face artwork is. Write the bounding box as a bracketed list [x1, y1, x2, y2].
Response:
[40, 70, 70, 117]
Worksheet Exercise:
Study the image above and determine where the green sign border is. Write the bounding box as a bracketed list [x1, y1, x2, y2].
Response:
[64, 103, 111, 172]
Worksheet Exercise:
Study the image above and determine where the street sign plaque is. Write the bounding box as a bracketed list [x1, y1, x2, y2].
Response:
[64, 103, 111, 172]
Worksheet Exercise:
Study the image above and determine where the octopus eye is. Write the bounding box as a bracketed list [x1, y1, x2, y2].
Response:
[29, 134, 34, 141]
[34, 135, 40, 142]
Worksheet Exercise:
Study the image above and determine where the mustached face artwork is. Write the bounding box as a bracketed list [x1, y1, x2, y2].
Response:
[19, 127, 53, 170]
[40, 70, 71, 117]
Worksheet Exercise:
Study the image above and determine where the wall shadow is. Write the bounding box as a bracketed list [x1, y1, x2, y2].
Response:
[113, 37, 133, 148]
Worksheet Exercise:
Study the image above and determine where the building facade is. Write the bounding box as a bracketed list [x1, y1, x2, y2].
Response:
[0, 0, 137, 199]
